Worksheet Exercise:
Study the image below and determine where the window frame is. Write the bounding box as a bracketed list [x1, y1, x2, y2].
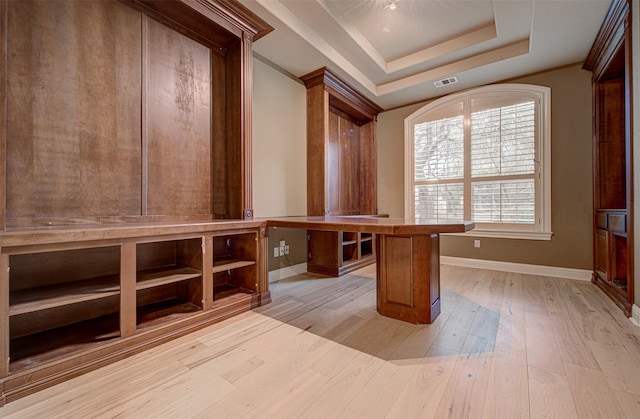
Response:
[404, 84, 552, 240]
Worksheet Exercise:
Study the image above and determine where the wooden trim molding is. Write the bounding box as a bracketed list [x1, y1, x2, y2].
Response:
[441, 256, 593, 281]
[583, 0, 629, 79]
[300, 67, 383, 121]
[631, 304, 640, 327]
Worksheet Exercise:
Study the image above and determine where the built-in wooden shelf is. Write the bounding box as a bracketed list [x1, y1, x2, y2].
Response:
[9, 276, 120, 316]
[213, 258, 256, 274]
[0, 0, 273, 405]
[136, 300, 202, 331]
[136, 267, 202, 290]
[584, 0, 634, 317]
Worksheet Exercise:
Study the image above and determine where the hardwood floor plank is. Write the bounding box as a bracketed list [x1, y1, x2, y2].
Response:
[613, 389, 640, 418]
[483, 361, 529, 419]
[525, 312, 565, 374]
[564, 362, 627, 418]
[483, 287, 530, 419]
[433, 351, 493, 418]
[587, 339, 640, 395]
[385, 355, 457, 418]
[528, 365, 579, 419]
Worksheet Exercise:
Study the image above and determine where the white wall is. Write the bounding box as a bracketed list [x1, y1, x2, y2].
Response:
[252, 57, 307, 217]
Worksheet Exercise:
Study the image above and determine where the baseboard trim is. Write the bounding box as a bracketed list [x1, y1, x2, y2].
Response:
[631, 304, 640, 327]
[269, 263, 308, 283]
[440, 256, 592, 281]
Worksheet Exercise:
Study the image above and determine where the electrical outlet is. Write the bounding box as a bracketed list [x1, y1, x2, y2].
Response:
[274, 247, 279, 258]
[474, 240, 481, 248]
[284, 244, 290, 255]
[279, 239, 286, 256]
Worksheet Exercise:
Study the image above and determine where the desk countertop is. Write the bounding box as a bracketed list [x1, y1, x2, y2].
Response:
[266, 216, 475, 235]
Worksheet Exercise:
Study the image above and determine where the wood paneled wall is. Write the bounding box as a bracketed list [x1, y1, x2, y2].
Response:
[7, 2, 143, 224]
[3, 0, 264, 227]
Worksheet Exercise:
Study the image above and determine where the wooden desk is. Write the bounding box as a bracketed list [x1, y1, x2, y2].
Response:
[267, 216, 474, 324]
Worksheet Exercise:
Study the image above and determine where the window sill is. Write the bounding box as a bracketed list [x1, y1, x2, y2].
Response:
[444, 229, 553, 241]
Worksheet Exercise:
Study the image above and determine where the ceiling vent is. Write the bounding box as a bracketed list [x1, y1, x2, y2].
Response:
[434, 76, 458, 88]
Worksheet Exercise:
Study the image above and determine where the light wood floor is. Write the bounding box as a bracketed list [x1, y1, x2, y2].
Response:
[2, 264, 640, 418]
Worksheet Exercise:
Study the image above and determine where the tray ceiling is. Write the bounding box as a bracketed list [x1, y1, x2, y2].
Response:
[241, 0, 613, 109]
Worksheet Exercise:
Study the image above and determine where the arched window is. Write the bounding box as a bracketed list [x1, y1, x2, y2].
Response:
[404, 84, 552, 240]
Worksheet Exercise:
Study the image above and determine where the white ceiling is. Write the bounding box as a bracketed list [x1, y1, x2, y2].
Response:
[240, 0, 613, 110]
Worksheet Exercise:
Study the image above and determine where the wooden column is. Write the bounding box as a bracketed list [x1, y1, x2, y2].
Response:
[376, 233, 441, 324]
[0, 0, 6, 230]
[202, 235, 213, 310]
[241, 33, 254, 219]
[120, 241, 137, 338]
[0, 253, 8, 380]
[258, 224, 271, 304]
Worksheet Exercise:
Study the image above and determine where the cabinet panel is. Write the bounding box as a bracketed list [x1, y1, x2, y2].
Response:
[595, 79, 626, 210]
[307, 230, 340, 276]
[146, 18, 212, 217]
[609, 212, 626, 233]
[328, 110, 363, 215]
[6, 1, 143, 224]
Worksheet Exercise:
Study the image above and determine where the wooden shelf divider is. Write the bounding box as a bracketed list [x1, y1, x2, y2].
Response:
[136, 267, 202, 291]
[212, 258, 256, 274]
[9, 275, 120, 316]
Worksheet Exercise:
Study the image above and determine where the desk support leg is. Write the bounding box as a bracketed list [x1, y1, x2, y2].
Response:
[376, 233, 440, 324]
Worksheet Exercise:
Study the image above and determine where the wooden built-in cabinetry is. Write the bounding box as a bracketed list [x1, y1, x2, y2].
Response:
[307, 230, 375, 276]
[584, 0, 634, 316]
[301, 67, 383, 276]
[0, 0, 272, 405]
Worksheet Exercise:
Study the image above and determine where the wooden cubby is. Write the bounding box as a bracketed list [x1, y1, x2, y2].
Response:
[301, 67, 383, 277]
[0, 0, 273, 405]
[212, 232, 258, 304]
[583, 0, 634, 316]
[308, 230, 376, 277]
[135, 239, 204, 330]
[8, 246, 122, 372]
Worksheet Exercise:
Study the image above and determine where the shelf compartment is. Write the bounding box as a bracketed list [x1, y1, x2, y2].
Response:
[610, 232, 628, 297]
[360, 234, 373, 258]
[212, 233, 258, 303]
[213, 284, 255, 301]
[9, 274, 119, 316]
[10, 310, 120, 373]
[136, 239, 205, 329]
[360, 233, 373, 242]
[342, 242, 358, 263]
[342, 232, 357, 243]
[8, 246, 121, 340]
[136, 299, 202, 331]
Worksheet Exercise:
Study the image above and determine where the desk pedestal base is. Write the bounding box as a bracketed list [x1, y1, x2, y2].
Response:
[376, 234, 441, 324]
